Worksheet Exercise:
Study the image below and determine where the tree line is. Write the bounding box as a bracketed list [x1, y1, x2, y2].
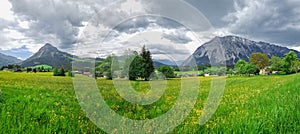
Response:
[96, 46, 155, 80]
[95, 46, 175, 80]
[235, 51, 300, 75]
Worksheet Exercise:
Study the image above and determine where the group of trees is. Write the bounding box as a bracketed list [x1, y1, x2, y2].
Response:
[235, 51, 300, 75]
[127, 46, 155, 81]
[96, 46, 155, 81]
[1, 64, 54, 73]
[270, 51, 300, 74]
[1, 64, 21, 71]
[53, 67, 66, 76]
[234, 59, 260, 76]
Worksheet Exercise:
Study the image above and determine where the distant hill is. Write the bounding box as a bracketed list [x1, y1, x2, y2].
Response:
[183, 35, 300, 66]
[20, 43, 75, 69]
[153, 59, 184, 66]
[0, 53, 22, 67]
[153, 61, 167, 68]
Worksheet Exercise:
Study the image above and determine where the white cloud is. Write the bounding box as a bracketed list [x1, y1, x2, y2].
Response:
[120, 0, 145, 13]
[0, 0, 14, 21]
[291, 46, 300, 52]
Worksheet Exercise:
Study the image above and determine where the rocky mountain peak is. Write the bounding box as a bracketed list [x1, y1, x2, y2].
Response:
[183, 35, 300, 66]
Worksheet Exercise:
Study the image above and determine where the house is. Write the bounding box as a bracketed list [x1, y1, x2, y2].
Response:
[260, 67, 270, 75]
[83, 72, 91, 76]
[2, 68, 9, 72]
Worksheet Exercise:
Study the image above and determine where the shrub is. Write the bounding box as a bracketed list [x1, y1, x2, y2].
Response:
[157, 65, 175, 78]
[53, 67, 66, 76]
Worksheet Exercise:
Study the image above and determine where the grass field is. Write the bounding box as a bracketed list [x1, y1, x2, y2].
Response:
[0, 72, 299, 133]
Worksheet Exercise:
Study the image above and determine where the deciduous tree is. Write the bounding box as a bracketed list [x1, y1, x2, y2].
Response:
[270, 56, 283, 71]
[158, 65, 174, 78]
[283, 51, 299, 74]
[235, 60, 248, 74]
[249, 52, 269, 72]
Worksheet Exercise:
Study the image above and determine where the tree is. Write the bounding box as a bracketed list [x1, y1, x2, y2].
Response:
[158, 65, 175, 78]
[235, 60, 248, 74]
[129, 54, 143, 80]
[60, 67, 66, 76]
[249, 52, 270, 73]
[53, 68, 57, 75]
[227, 69, 233, 76]
[235, 60, 258, 76]
[53, 67, 66, 76]
[270, 56, 283, 72]
[245, 63, 258, 76]
[282, 51, 299, 74]
[96, 46, 154, 81]
[68, 69, 74, 77]
[298, 61, 300, 73]
[140, 45, 154, 81]
[33, 68, 37, 73]
[98, 55, 118, 80]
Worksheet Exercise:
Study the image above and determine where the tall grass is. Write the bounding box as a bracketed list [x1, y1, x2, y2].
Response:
[0, 72, 298, 133]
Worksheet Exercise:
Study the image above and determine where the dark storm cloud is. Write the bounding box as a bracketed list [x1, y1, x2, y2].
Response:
[185, 0, 235, 28]
[141, 0, 212, 32]
[8, 0, 92, 49]
[223, 0, 300, 46]
[184, 0, 300, 47]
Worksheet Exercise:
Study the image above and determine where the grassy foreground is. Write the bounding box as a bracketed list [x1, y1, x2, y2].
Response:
[0, 72, 299, 133]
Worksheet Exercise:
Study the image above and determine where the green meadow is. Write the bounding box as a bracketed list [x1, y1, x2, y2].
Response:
[0, 72, 299, 133]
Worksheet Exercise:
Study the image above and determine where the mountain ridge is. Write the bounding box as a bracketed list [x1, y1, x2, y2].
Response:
[184, 35, 300, 66]
[0, 53, 22, 67]
[17, 35, 300, 69]
[20, 43, 74, 69]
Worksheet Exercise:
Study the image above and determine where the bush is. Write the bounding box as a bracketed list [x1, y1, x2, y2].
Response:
[53, 67, 66, 76]
[68, 70, 74, 77]
[157, 65, 175, 78]
[278, 71, 287, 75]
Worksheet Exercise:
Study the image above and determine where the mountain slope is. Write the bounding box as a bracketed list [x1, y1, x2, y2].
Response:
[153, 61, 167, 68]
[0, 53, 22, 67]
[184, 36, 300, 66]
[21, 43, 74, 69]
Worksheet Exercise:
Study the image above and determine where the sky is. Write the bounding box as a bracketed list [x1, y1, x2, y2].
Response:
[0, 0, 300, 61]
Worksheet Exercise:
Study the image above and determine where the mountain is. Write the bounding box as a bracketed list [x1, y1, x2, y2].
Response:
[183, 35, 300, 66]
[153, 59, 184, 66]
[153, 61, 167, 68]
[21, 43, 75, 69]
[0, 53, 22, 67]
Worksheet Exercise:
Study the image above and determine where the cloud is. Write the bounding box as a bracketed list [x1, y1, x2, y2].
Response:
[7, 0, 300, 61]
[142, 0, 212, 32]
[2, 0, 147, 53]
[162, 30, 193, 44]
[8, 0, 90, 48]
[1, 0, 217, 61]
[185, 0, 235, 28]
[0, 18, 17, 30]
[223, 0, 300, 46]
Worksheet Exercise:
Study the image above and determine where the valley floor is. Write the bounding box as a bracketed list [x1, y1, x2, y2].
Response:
[0, 72, 299, 133]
